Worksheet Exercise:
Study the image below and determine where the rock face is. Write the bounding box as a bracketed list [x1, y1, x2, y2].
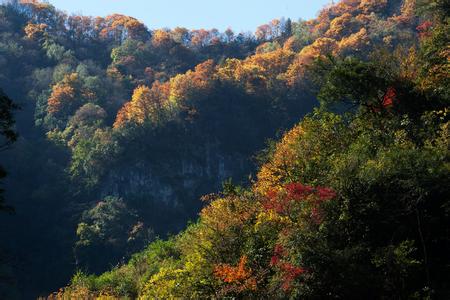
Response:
[100, 141, 252, 226]
[69, 141, 254, 275]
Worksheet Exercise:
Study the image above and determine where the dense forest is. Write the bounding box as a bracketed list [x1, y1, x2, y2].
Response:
[0, 0, 448, 298]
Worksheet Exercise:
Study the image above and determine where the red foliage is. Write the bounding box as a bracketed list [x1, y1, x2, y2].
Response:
[263, 188, 291, 214]
[270, 255, 280, 267]
[316, 186, 337, 201]
[263, 183, 336, 216]
[280, 263, 305, 291]
[310, 207, 324, 225]
[274, 244, 285, 256]
[416, 21, 433, 39]
[214, 256, 252, 283]
[382, 87, 396, 108]
[266, 189, 278, 201]
[270, 244, 285, 266]
[285, 183, 314, 200]
[269, 244, 305, 291]
[214, 256, 257, 292]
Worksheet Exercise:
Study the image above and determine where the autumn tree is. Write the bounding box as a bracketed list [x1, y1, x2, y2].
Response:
[218, 48, 294, 94]
[115, 85, 160, 126]
[24, 22, 48, 41]
[214, 256, 257, 295]
[114, 82, 169, 127]
[171, 27, 190, 45]
[416, 0, 450, 100]
[286, 37, 338, 86]
[151, 29, 174, 49]
[190, 29, 211, 48]
[99, 14, 149, 43]
[325, 13, 359, 38]
[2, 0, 446, 298]
[47, 73, 87, 123]
[359, 0, 389, 14]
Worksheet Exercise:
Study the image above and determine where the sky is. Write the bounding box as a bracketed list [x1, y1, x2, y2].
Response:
[47, 0, 331, 32]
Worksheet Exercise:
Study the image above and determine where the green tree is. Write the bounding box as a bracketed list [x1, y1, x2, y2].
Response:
[75, 196, 154, 273]
[0, 89, 17, 212]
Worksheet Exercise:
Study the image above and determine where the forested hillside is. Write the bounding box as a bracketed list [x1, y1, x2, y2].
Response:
[56, 0, 449, 298]
[0, 0, 448, 298]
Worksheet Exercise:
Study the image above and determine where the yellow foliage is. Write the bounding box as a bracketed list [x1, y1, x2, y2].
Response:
[338, 27, 370, 54]
[390, 0, 417, 24]
[254, 124, 304, 195]
[152, 29, 173, 48]
[400, 0, 416, 20]
[20, 0, 52, 11]
[285, 38, 338, 86]
[115, 60, 215, 128]
[216, 58, 243, 83]
[140, 265, 184, 299]
[100, 14, 147, 41]
[359, 0, 388, 14]
[217, 48, 295, 94]
[254, 210, 292, 232]
[169, 59, 215, 102]
[325, 13, 356, 38]
[50, 286, 118, 299]
[128, 85, 154, 124]
[200, 196, 257, 232]
[283, 36, 303, 52]
[256, 41, 281, 54]
[47, 73, 80, 116]
[114, 82, 169, 127]
[24, 22, 48, 40]
[255, 112, 349, 196]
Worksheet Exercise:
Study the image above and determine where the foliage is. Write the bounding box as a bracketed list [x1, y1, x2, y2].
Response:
[75, 196, 154, 273]
[0, 0, 446, 298]
[58, 2, 449, 296]
[0, 89, 17, 212]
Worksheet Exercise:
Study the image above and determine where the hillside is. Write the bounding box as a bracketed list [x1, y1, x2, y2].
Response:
[0, 0, 448, 298]
[56, 0, 449, 298]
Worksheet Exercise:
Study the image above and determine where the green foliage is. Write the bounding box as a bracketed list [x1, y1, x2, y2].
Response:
[291, 20, 314, 47]
[417, 19, 449, 100]
[0, 89, 17, 150]
[315, 56, 394, 110]
[68, 128, 116, 188]
[0, 89, 17, 212]
[0, 0, 448, 298]
[75, 196, 154, 273]
[63, 25, 449, 299]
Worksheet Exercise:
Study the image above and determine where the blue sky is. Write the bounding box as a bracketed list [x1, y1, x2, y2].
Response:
[47, 0, 331, 32]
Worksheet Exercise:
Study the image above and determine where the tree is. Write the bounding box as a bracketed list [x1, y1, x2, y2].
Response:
[282, 18, 292, 39]
[0, 89, 17, 212]
[75, 196, 154, 273]
[114, 82, 168, 127]
[416, 1, 450, 100]
[99, 14, 149, 43]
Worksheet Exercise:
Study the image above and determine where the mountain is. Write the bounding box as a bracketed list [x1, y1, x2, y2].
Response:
[56, 1, 450, 298]
[0, 0, 448, 298]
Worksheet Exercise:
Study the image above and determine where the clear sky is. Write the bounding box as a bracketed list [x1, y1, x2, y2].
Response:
[47, 0, 331, 32]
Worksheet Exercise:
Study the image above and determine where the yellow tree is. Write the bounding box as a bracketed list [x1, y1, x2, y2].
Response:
[114, 83, 166, 127]
[24, 22, 48, 41]
[152, 29, 174, 48]
[325, 13, 358, 38]
[47, 73, 83, 117]
[285, 37, 338, 86]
